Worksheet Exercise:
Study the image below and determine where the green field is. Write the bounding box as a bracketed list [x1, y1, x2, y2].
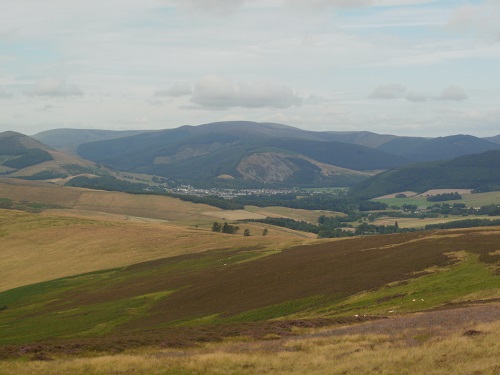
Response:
[374, 191, 500, 208]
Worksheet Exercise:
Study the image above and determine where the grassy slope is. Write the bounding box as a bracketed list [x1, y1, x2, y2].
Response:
[3, 310, 498, 375]
[0, 227, 498, 347]
[0, 209, 305, 292]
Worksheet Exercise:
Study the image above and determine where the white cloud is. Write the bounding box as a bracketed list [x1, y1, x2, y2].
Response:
[370, 83, 406, 99]
[435, 85, 468, 101]
[177, 0, 248, 14]
[31, 77, 83, 97]
[405, 91, 430, 102]
[191, 75, 302, 109]
[0, 86, 12, 98]
[285, 0, 371, 8]
[154, 83, 192, 97]
[447, 2, 500, 40]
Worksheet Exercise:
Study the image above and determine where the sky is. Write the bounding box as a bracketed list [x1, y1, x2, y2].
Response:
[0, 0, 499, 137]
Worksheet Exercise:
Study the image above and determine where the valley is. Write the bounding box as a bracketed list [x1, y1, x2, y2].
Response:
[0, 123, 499, 374]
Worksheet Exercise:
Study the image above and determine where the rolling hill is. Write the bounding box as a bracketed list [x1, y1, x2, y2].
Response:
[0, 131, 114, 183]
[0, 216, 498, 350]
[76, 121, 409, 187]
[33, 128, 149, 155]
[484, 134, 500, 145]
[376, 134, 500, 162]
[349, 150, 500, 199]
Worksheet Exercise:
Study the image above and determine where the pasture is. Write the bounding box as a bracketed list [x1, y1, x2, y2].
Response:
[374, 191, 500, 208]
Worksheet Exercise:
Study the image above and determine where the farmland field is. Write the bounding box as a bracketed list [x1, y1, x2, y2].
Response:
[374, 191, 500, 208]
[372, 215, 500, 228]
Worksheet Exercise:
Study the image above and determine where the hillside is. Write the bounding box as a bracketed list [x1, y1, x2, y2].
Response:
[76, 121, 407, 187]
[484, 134, 500, 145]
[322, 130, 399, 148]
[33, 128, 148, 155]
[376, 134, 500, 162]
[350, 150, 500, 199]
[0, 222, 498, 349]
[0, 131, 116, 183]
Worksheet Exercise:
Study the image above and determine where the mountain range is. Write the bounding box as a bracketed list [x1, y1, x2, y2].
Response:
[0, 121, 499, 190]
[72, 121, 500, 187]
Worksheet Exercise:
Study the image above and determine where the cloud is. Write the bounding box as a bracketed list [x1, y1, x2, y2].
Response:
[0, 86, 12, 98]
[447, 2, 500, 40]
[31, 77, 83, 97]
[191, 75, 302, 109]
[177, 0, 247, 14]
[435, 85, 468, 101]
[285, 0, 371, 8]
[370, 84, 468, 102]
[405, 91, 430, 102]
[370, 84, 406, 99]
[154, 83, 192, 97]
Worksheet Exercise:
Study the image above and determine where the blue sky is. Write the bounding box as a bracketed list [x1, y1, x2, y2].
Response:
[0, 0, 499, 136]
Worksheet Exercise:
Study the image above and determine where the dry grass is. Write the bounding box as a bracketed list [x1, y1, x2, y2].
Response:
[244, 206, 345, 223]
[1, 305, 498, 375]
[0, 209, 305, 292]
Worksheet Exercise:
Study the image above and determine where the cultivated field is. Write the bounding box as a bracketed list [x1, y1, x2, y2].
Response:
[374, 191, 500, 208]
[372, 215, 500, 228]
[245, 206, 344, 223]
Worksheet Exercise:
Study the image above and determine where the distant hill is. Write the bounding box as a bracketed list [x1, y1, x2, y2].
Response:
[33, 128, 149, 155]
[483, 135, 500, 145]
[0, 131, 54, 174]
[77, 121, 408, 187]
[376, 134, 500, 162]
[0, 131, 112, 183]
[350, 150, 500, 199]
[322, 131, 399, 148]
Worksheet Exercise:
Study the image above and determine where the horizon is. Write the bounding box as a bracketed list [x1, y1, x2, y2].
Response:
[1, 1, 499, 137]
[21, 121, 500, 139]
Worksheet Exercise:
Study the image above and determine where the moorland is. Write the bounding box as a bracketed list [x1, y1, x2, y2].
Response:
[0, 122, 499, 374]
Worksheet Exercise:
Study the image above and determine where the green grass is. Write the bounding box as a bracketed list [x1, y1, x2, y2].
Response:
[375, 191, 500, 209]
[304, 252, 499, 318]
[0, 247, 277, 344]
[222, 296, 325, 323]
[0, 229, 498, 348]
[374, 196, 436, 208]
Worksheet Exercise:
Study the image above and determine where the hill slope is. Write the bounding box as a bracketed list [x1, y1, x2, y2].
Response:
[350, 150, 500, 198]
[0, 131, 114, 183]
[33, 128, 148, 155]
[484, 134, 500, 145]
[377, 134, 500, 162]
[0, 224, 498, 347]
[77, 121, 408, 187]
